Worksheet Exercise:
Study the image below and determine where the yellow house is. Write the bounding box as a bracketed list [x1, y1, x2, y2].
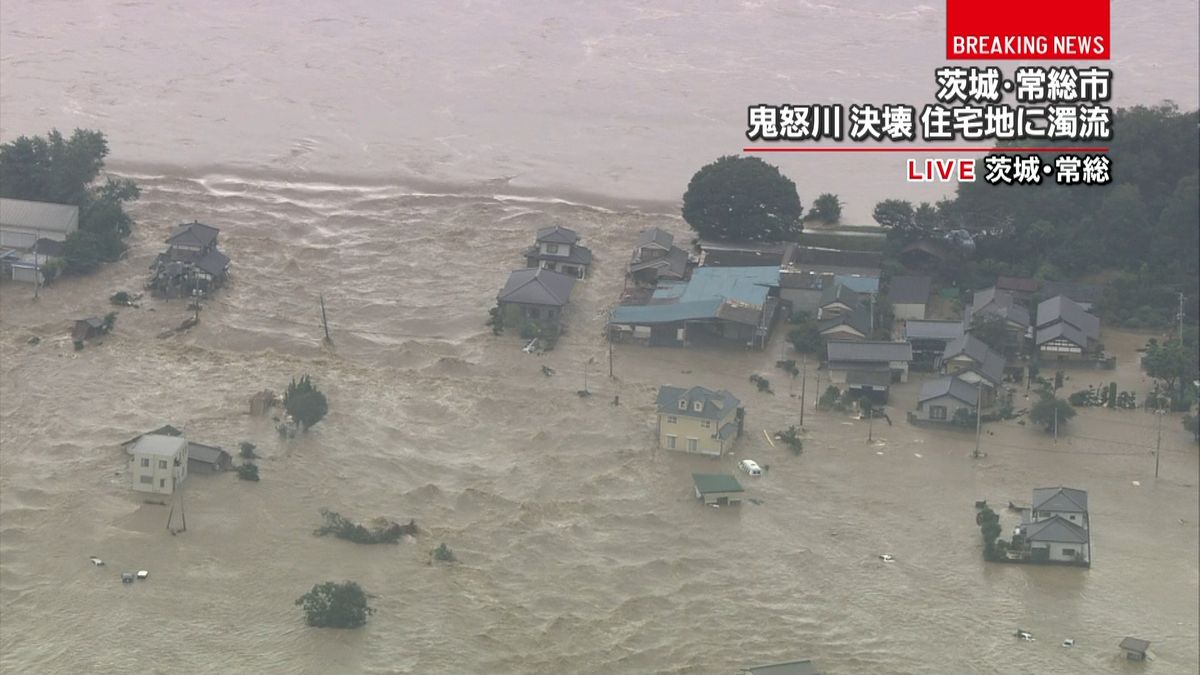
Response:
[656, 385, 743, 456]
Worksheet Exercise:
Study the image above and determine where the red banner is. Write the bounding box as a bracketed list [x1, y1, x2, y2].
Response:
[946, 0, 1110, 60]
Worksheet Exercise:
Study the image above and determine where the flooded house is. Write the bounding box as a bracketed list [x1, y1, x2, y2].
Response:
[818, 303, 872, 341]
[127, 434, 189, 495]
[0, 197, 78, 250]
[903, 319, 964, 370]
[914, 375, 981, 424]
[186, 442, 233, 473]
[778, 245, 882, 315]
[965, 287, 1031, 351]
[656, 385, 743, 456]
[628, 227, 690, 286]
[496, 267, 576, 334]
[691, 473, 744, 506]
[524, 225, 592, 279]
[148, 221, 231, 297]
[71, 317, 106, 343]
[825, 340, 913, 403]
[609, 266, 780, 349]
[941, 335, 1006, 406]
[1013, 487, 1091, 566]
[1035, 295, 1101, 361]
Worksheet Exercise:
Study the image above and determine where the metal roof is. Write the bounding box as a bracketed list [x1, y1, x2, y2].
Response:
[1040, 281, 1103, 305]
[692, 472, 744, 494]
[847, 368, 892, 387]
[657, 385, 740, 420]
[1024, 515, 1088, 544]
[611, 298, 723, 325]
[497, 268, 576, 306]
[1032, 486, 1088, 512]
[131, 434, 188, 458]
[888, 275, 932, 305]
[1119, 637, 1150, 653]
[833, 274, 879, 294]
[919, 376, 979, 405]
[612, 266, 775, 325]
[0, 197, 79, 233]
[187, 442, 229, 465]
[679, 266, 777, 305]
[826, 340, 912, 363]
[904, 320, 964, 341]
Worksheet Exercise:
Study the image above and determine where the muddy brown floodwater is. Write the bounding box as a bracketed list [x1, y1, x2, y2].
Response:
[0, 174, 1196, 674]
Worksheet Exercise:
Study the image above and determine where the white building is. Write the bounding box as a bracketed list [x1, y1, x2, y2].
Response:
[1021, 486, 1090, 565]
[128, 434, 189, 495]
[0, 197, 79, 249]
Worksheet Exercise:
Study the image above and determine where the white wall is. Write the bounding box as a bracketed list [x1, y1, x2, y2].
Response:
[893, 302, 926, 321]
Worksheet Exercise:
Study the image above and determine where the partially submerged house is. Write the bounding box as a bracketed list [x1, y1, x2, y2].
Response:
[915, 375, 981, 424]
[1118, 637, 1151, 661]
[888, 275, 932, 321]
[72, 317, 107, 343]
[656, 385, 743, 456]
[1035, 295, 1100, 359]
[149, 221, 231, 297]
[941, 334, 1006, 405]
[898, 239, 953, 270]
[525, 225, 592, 279]
[186, 442, 233, 473]
[825, 340, 913, 402]
[1014, 486, 1091, 565]
[778, 245, 882, 314]
[496, 267, 577, 334]
[628, 227, 690, 286]
[966, 287, 1031, 349]
[818, 303, 871, 341]
[128, 434, 189, 495]
[691, 473, 744, 506]
[609, 266, 780, 349]
[697, 240, 789, 268]
[0, 197, 78, 249]
[903, 319, 964, 369]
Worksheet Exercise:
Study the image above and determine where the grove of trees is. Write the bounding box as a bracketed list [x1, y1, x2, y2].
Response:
[296, 581, 374, 628]
[284, 375, 329, 431]
[681, 155, 802, 241]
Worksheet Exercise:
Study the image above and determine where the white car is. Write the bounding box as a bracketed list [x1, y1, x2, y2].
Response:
[739, 459, 762, 476]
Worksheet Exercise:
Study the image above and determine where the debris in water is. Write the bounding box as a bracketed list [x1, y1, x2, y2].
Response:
[875, 451, 884, 455]
[89, 557, 104, 566]
[1015, 629, 1034, 641]
[913, 453, 922, 458]
[121, 572, 135, 584]
[137, 570, 149, 580]
[879, 554, 895, 562]
[541, 365, 555, 377]
[1132, 481, 1141, 487]
[1062, 639, 1075, 647]
[27, 336, 40, 345]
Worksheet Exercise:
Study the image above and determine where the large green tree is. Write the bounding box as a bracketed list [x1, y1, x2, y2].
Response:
[1142, 338, 1198, 406]
[296, 581, 373, 628]
[0, 128, 139, 272]
[1029, 394, 1076, 433]
[807, 193, 842, 224]
[284, 375, 329, 431]
[681, 155, 802, 241]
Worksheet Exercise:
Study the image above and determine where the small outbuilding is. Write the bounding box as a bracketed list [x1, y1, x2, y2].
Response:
[1118, 637, 1150, 661]
[186, 442, 233, 473]
[72, 317, 106, 343]
[692, 473, 744, 506]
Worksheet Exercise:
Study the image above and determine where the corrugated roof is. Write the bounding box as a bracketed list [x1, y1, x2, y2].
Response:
[0, 197, 79, 234]
[826, 340, 912, 363]
[657, 385, 740, 419]
[1032, 486, 1088, 512]
[692, 472, 744, 494]
[680, 266, 777, 305]
[1024, 515, 1088, 544]
[904, 320, 964, 341]
[611, 298, 723, 324]
[919, 376, 979, 404]
[888, 275, 932, 305]
[497, 268, 576, 306]
[131, 434, 187, 457]
[536, 225, 579, 245]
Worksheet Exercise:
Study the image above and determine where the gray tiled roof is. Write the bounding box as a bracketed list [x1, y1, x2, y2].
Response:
[970, 287, 1030, 327]
[1037, 295, 1099, 338]
[819, 304, 871, 337]
[1032, 486, 1088, 512]
[497, 268, 576, 306]
[536, 225, 579, 245]
[888, 275, 932, 305]
[629, 245, 688, 278]
[847, 368, 892, 387]
[819, 282, 860, 308]
[904, 320, 964, 341]
[1119, 637, 1150, 653]
[1036, 320, 1088, 348]
[1024, 515, 1088, 544]
[826, 340, 912, 363]
[528, 243, 593, 266]
[656, 385, 740, 419]
[919, 376, 979, 405]
[1040, 281, 1103, 306]
[167, 221, 219, 248]
[195, 248, 230, 276]
[636, 227, 674, 249]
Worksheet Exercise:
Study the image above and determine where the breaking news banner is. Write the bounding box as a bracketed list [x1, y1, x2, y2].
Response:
[744, 0, 1113, 187]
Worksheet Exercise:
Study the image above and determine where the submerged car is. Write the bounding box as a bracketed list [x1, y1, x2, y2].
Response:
[738, 459, 762, 476]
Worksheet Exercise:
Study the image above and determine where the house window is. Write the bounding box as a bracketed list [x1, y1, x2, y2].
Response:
[160, 479, 166, 488]
[687, 438, 698, 452]
[546, 243, 560, 254]
[701, 420, 711, 429]
[666, 416, 677, 424]
[678, 399, 687, 410]
[140, 475, 153, 484]
[141, 458, 150, 467]
[929, 405, 947, 420]
[1062, 548, 1075, 557]
[665, 435, 677, 449]
[527, 307, 541, 319]
[158, 460, 168, 469]
[693, 401, 703, 412]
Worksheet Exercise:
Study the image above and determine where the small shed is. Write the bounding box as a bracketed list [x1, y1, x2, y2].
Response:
[72, 317, 105, 342]
[249, 390, 277, 416]
[692, 473, 744, 506]
[187, 442, 232, 473]
[1118, 637, 1150, 661]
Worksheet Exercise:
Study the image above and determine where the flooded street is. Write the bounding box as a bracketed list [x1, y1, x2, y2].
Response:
[2, 0, 1200, 672]
[0, 176, 1196, 673]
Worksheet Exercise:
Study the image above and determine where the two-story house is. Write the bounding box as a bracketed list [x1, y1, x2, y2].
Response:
[525, 225, 593, 279]
[1035, 295, 1101, 360]
[655, 385, 743, 456]
[1018, 486, 1090, 565]
[628, 227, 689, 286]
[128, 434, 189, 495]
[150, 221, 230, 296]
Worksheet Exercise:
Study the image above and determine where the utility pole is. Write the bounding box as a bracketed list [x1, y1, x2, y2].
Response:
[974, 380, 983, 458]
[1155, 409, 1164, 478]
[799, 354, 807, 427]
[814, 369, 822, 411]
[320, 294, 332, 345]
[1053, 405, 1058, 444]
[867, 405, 874, 442]
[33, 228, 41, 301]
[1178, 292, 1186, 342]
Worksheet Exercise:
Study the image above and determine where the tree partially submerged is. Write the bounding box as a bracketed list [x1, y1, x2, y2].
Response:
[296, 581, 374, 629]
[681, 155, 803, 241]
[237, 463, 260, 482]
[1029, 394, 1076, 433]
[774, 425, 804, 455]
[432, 543, 457, 563]
[314, 509, 418, 544]
[284, 375, 328, 431]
